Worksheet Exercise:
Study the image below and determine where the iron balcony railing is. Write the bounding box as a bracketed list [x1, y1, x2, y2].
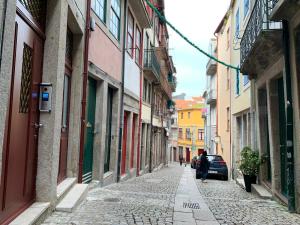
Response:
[271, 0, 279, 8]
[168, 74, 177, 90]
[240, 0, 282, 67]
[143, 49, 161, 80]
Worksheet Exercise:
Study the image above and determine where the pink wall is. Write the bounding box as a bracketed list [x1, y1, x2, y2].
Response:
[89, 25, 122, 82]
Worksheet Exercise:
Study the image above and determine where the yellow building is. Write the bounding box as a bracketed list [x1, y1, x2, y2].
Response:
[176, 98, 205, 162]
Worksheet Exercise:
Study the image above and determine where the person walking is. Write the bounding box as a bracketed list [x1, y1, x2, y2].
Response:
[179, 154, 183, 166]
[199, 151, 209, 183]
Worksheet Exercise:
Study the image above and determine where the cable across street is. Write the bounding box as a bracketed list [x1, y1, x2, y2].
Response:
[144, 0, 240, 72]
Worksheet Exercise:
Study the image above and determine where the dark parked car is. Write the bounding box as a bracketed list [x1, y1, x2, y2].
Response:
[191, 156, 199, 169]
[207, 155, 228, 180]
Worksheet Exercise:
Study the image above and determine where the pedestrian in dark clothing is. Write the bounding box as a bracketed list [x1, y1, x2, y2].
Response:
[199, 151, 209, 182]
[179, 155, 183, 166]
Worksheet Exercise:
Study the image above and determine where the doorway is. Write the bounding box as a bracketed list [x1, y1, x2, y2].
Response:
[104, 87, 113, 173]
[0, 13, 44, 223]
[186, 148, 190, 162]
[82, 78, 97, 183]
[278, 78, 288, 196]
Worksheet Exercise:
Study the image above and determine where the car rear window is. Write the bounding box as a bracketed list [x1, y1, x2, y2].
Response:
[207, 155, 223, 161]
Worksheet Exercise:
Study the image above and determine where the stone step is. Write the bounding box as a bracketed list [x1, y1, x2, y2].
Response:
[252, 184, 272, 199]
[57, 177, 77, 202]
[9, 202, 50, 225]
[56, 184, 89, 212]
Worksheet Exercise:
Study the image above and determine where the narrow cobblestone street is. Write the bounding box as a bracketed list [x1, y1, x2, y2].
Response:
[42, 164, 300, 225]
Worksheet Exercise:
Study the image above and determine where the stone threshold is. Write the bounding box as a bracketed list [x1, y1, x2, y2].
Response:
[252, 184, 272, 199]
[9, 202, 51, 225]
[56, 184, 89, 213]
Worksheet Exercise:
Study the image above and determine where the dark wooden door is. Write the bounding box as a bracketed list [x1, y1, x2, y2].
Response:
[130, 114, 136, 169]
[104, 87, 113, 173]
[278, 78, 288, 197]
[0, 14, 43, 223]
[121, 112, 128, 175]
[58, 72, 71, 183]
[186, 148, 190, 162]
[82, 78, 96, 183]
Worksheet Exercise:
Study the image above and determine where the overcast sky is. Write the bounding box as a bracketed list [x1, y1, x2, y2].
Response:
[165, 0, 231, 98]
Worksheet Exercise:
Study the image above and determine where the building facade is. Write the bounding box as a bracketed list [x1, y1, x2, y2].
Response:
[204, 39, 217, 155]
[240, 0, 300, 213]
[176, 97, 205, 163]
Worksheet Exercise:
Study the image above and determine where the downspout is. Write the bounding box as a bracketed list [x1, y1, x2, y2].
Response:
[149, 84, 154, 172]
[149, 11, 157, 173]
[282, 20, 295, 212]
[0, 0, 8, 68]
[137, 30, 144, 176]
[117, 0, 128, 182]
[78, 0, 91, 183]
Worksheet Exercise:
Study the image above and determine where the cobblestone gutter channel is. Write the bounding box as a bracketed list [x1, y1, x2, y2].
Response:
[42, 165, 184, 225]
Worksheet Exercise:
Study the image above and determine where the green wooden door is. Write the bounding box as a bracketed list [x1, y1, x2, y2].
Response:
[278, 78, 288, 196]
[83, 78, 96, 183]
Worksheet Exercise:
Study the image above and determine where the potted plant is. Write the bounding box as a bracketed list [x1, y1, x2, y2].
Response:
[239, 147, 261, 192]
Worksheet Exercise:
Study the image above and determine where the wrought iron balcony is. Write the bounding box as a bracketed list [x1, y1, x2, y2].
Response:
[143, 49, 161, 81]
[206, 58, 217, 75]
[207, 89, 217, 104]
[168, 73, 177, 92]
[270, 0, 300, 21]
[240, 0, 282, 76]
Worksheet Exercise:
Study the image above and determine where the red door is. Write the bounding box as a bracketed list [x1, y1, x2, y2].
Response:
[57, 72, 71, 183]
[130, 114, 136, 169]
[186, 148, 190, 162]
[0, 14, 43, 223]
[121, 112, 128, 175]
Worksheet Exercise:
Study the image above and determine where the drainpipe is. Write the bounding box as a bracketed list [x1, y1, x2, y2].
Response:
[78, 0, 92, 183]
[117, 0, 128, 182]
[0, 0, 8, 68]
[149, 84, 154, 173]
[214, 33, 219, 155]
[137, 30, 144, 176]
[282, 20, 295, 213]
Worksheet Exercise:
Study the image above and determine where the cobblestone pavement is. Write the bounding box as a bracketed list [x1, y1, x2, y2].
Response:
[42, 164, 184, 225]
[195, 175, 300, 225]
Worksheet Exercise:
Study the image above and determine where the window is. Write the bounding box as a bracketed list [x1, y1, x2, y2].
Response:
[235, 8, 240, 38]
[243, 74, 250, 86]
[226, 28, 230, 49]
[135, 27, 142, 65]
[181, 112, 183, 119]
[198, 129, 204, 140]
[236, 69, 240, 95]
[186, 128, 191, 140]
[179, 128, 183, 139]
[226, 67, 230, 90]
[188, 112, 191, 119]
[127, 10, 134, 56]
[227, 107, 230, 131]
[110, 0, 121, 40]
[92, 0, 106, 22]
[244, 0, 250, 18]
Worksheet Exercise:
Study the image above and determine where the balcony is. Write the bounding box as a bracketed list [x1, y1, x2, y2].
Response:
[207, 89, 217, 104]
[206, 58, 217, 75]
[270, 0, 300, 21]
[168, 73, 177, 92]
[159, 74, 172, 99]
[240, 0, 282, 76]
[143, 50, 161, 81]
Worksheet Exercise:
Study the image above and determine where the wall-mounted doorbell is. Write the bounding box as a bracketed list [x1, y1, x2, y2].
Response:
[39, 83, 52, 112]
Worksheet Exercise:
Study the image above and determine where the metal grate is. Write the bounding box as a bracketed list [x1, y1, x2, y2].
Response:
[19, 44, 33, 114]
[183, 202, 200, 209]
[19, 0, 46, 25]
[65, 28, 73, 62]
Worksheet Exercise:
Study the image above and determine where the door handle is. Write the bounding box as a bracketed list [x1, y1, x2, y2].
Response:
[86, 122, 92, 128]
[34, 123, 43, 129]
